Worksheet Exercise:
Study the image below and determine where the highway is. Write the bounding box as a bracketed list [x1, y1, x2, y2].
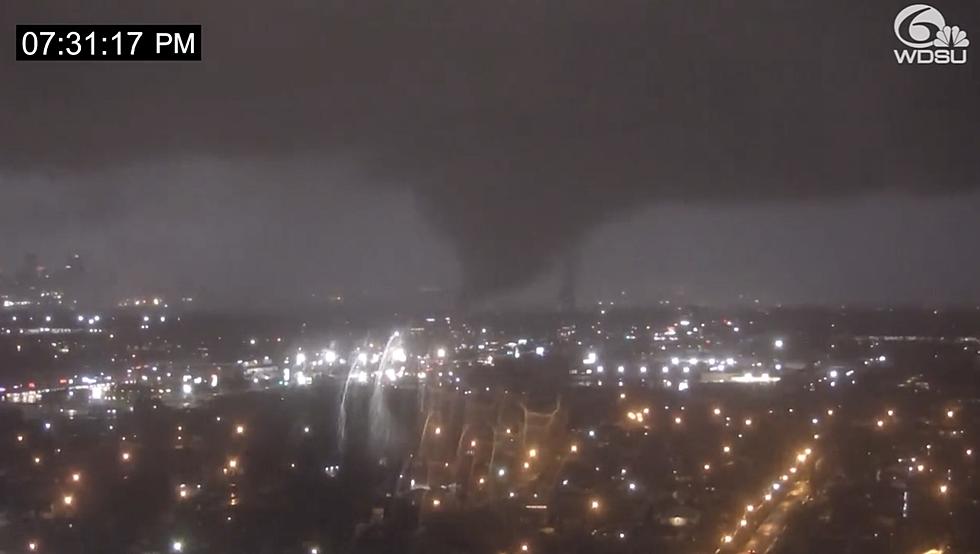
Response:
[737, 472, 812, 554]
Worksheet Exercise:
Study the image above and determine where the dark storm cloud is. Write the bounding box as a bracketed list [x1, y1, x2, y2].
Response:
[3, 0, 979, 301]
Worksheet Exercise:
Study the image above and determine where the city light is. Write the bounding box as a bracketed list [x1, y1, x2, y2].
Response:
[0, 252, 974, 553]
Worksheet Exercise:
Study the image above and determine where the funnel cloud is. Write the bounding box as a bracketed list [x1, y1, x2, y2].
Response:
[3, 0, 979, 304]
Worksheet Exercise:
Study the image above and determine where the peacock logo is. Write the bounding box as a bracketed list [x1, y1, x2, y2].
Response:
[933, 25, 970, 48]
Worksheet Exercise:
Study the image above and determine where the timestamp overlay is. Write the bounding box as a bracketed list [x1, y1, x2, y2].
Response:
[16, 25, 201, 61]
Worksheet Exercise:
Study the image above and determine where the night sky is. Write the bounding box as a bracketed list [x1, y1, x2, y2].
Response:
[3, 0, 979, 308]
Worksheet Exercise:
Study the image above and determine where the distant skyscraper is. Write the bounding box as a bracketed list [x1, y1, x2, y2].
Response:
[14, 252, 41, 291]
[558, 248, 579, 312]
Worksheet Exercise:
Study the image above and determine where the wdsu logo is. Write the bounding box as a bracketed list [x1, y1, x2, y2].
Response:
[894, 4, 969, 64]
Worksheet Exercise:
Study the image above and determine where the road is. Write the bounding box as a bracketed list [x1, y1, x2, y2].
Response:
[737, 474, 811, 554]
